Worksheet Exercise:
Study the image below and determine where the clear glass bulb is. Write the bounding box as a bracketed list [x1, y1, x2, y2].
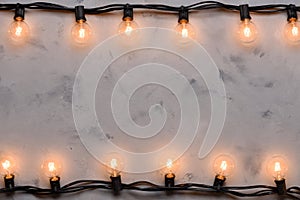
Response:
[105, 154, 124, 177]
[0, 157, 15, 178]
[118, 18, 139, 37]
[165, 159, 174, 177]
[267, 156, 288, 181]
[42, 160, 62, 180]
[71, 20, 92, 45]
[175, 20, 196, 40]
[284, 18, 300, 44]
[8, 18, 29, 42]
[237, 18, 258, 44]
[213, 155, 235, 178]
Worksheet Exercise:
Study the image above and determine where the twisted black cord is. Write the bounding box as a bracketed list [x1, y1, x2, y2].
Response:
[0, 2, 298, 15]
[0, 180, 298, 199]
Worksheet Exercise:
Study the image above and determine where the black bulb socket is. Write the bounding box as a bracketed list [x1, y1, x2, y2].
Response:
[75, 5, 86, 22]
[123, 4, 133, 21]
[275, 179, 287, 195]
[4, 174, 15, 189]
[178, 6, 189, 23]
[240, 4, 251, 21]
[287, 4, 298, 22]
[165, 173, 175, 188]
[50, 176, 61, 193]
[213, 175, 226, 190]
[14, 3, 25, 21]
[110, 175, 122, 195]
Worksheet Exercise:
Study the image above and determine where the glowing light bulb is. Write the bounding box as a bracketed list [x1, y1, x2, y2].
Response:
[71, 20, 92, 45]
[42, 160, 62, 181]
[106, 154, 124, 178]
[175, 20, 196, 40]
[0, 158, 15, 178]
[237, 18, 258, 44]
[285, 18, 300, 44]
[118, 18, 139, 37]
[213, 155, 235, 179]
[9, 17, 29, 42]
[165, 159, 175, 178]
[267, 156, 288, 181]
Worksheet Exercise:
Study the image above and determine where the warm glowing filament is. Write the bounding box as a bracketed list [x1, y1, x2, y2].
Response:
[79, 28, 85, 38]
[166, 159, 173, 170]
[274, 161, 283, 180]
[48, 162, 56, 173]
[125, 25, 133, 36]
[274, 162, 281, 172]
[292, 25, 299, 37]
[243, 26, 251, 38]
[110, 158, 119, 177]
[15, 26, 23, 37]
[110, 158, 118, 169]
[220, 161, 227, 172]
[181, 28, 188, 38]
[2, 160, 11, 172]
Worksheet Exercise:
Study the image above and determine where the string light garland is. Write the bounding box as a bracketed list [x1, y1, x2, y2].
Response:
[0, 155, 298, 199]
[0, 2, 299, 44]
[0, 1, 300, 199]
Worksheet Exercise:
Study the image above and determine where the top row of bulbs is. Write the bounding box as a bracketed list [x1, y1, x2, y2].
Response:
[7, 4, 300, 45]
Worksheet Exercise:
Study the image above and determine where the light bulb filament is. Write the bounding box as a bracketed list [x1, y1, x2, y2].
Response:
[220, 161, 227, 172]
[2, 160, 11, 175]
[291, 25, 299, 37]
[48, 162, 58, 178]
[79, 28, 86, 38]
[166, 159, 173, 170]
[243, 26, 251, 38]
[274, 161, 283, 180]
[15, 26, 23, 37]
[110, 158, 119, 177]
[124, 24, 133, 36]
[180, 22, 189, 38]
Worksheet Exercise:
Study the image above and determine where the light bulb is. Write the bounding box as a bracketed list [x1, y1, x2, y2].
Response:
[42, 160, 62, 181]
[118, 18, 139, 36]
[165, 159, 175, 178]
[267, 156, 288, 181]
[105, 154, 124, 178]
[71, 20, 92, 45]
[9, 17, 29, 42]
[213, 155, 235, 179]
[164, 158, 176, 188]
[175, 20, 196, 40]
[0, 157, 16, 189]
[285, 18, 300, 44]
[0, 158, 15, 178]
[237, 18, 258, 44]
[118, 4, 138, 37]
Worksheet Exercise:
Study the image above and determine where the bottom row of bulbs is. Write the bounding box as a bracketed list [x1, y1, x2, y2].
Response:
[0, 154, 289, 195]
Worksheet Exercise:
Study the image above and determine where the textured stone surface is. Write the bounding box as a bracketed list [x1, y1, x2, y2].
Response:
[0, 0, 299, 199]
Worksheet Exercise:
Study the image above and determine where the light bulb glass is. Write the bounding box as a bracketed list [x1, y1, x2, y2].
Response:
[8, 18, 29, 42]
[284, 18, 300, 44]
[267, 156, 288, 181]
[42, 160, 62, 180]
[237, 18, 258, 44]
[213, 155, 235, 178]
[175, 20, 196, 40]
[105, 154, 124, 177]
[165, 159, 174, 177]
[71, 20, 92, 45]
[0, 157, 15, 178]
[118, 18, 139, 37]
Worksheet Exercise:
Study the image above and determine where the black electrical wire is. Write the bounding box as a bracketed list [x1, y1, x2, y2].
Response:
[0, 1, 298, 15]
[0, 180, 298, 199]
